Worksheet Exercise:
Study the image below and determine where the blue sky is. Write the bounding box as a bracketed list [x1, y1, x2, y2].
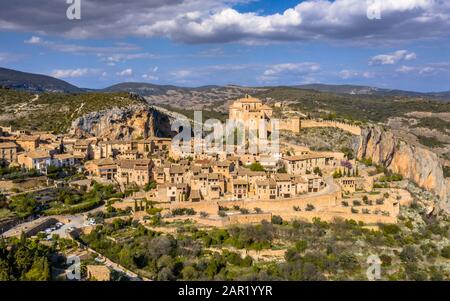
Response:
[1, 0, 450, 92]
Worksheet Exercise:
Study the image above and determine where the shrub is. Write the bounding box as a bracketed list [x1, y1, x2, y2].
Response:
[338, 253, 359, 271]
[400, 245, 422, 263]
[239, 208, 250, 215]
[380, 254, 392, 266]
[171, 208, 196, 216]
[249, 162, 265, 172]
[254, 207, 262, 214]
[351, 207, 359, 214]
[380, 224, 401, 235]
[271, 215, 283, 225]
[144, 181, 157, 192]
[305, 204, 315, 211]
[295, 240, 308, 253]
[352, 200, 362, 206]
[341, 201, 349, 207]
[441, 245, 450, 259]
[376, 199, 384, 205]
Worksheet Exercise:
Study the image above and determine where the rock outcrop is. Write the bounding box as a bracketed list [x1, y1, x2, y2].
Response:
[69, 105, 177, 140]
[357, 126, 449, 212]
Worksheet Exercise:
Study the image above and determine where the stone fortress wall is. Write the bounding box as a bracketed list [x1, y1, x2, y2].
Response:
[279, 118, 301, 133]
[164, 187, 399, 226]
[300, 120, 362, 136]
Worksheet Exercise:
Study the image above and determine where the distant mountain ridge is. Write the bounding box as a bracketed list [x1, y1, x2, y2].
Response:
[0, 67, 82, 93]
[102, 82, 226, 96]
[295, 83, 450, 101]
[0, 67, 449, 101]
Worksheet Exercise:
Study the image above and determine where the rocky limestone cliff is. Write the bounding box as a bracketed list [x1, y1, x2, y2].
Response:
[357, 126, 449, 212]
[69, 105, 178, 140]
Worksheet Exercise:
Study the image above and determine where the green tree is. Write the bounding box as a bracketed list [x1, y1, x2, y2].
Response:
[249, 162, 265, 172]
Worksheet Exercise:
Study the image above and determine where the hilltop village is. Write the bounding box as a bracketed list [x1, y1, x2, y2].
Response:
[0, 95, 412, 232]
[3, 94, 449, 281]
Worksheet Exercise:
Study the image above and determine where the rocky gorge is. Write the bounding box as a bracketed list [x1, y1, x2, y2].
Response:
[357, 126, 449, 212]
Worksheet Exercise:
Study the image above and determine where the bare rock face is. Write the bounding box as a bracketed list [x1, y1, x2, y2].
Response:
[69, 105, 176, 140]
[358, 126, 449, 212]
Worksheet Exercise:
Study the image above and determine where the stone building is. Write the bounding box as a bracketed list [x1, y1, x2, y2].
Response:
[116, 159, 153, 187]
[255, 179, 277, 200]
[229, 95, 273, 130]
[283, 153, 336, 175]
[17, 150, 52, 170]
[16, 135, 39, 152]
[0, 141, 18, 166]
[85, 158, 117, 181]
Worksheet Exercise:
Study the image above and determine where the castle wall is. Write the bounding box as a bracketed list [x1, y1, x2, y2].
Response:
[279, 118, 301, 133]
[300, 120, 362, 136]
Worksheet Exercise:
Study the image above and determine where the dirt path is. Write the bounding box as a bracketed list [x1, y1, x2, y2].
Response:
[14, 94, 39, 114]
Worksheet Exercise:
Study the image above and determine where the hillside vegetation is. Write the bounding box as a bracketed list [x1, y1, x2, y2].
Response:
[0, 88, 146, 133]
[0, 67, 82, 93]
[256, 87, 450, 123]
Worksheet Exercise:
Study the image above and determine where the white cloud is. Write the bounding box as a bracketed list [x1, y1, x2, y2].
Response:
[0, 52, 23, 63]
[24, 36, 42, 44]
[24, 36, 139, 55]
[102, 53, 160, 65]
[362, 71, 375, 79]
[116, 68, 133, 76]
[396, 65, 416, 73]
[4, 0, 450, 44]
[370, 50, 416, 65]
[171, 69, 193, 79]
[263, 63, 320, 76]
[50, 68, 97, 78]
[142, 74, 159, 81]
[260, 63, 320, 82]
[396, 65, 439, 75]
[339, 70, 359, 79]
[171, 64, 248, 79]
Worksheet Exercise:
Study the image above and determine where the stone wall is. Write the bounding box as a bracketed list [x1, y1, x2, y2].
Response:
[4, 217, 58, 238]
[227, 213, 272, 225]
[277, 211, 396, 224]
[300, 120, 362, 136]
[169, 201, 220, 215]
[279, 118, 301, 133]
[217, 190, 340, 212]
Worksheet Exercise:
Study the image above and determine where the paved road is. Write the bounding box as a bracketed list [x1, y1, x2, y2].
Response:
[2, 204, 105, 238]
[53, 215, 85, 238]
